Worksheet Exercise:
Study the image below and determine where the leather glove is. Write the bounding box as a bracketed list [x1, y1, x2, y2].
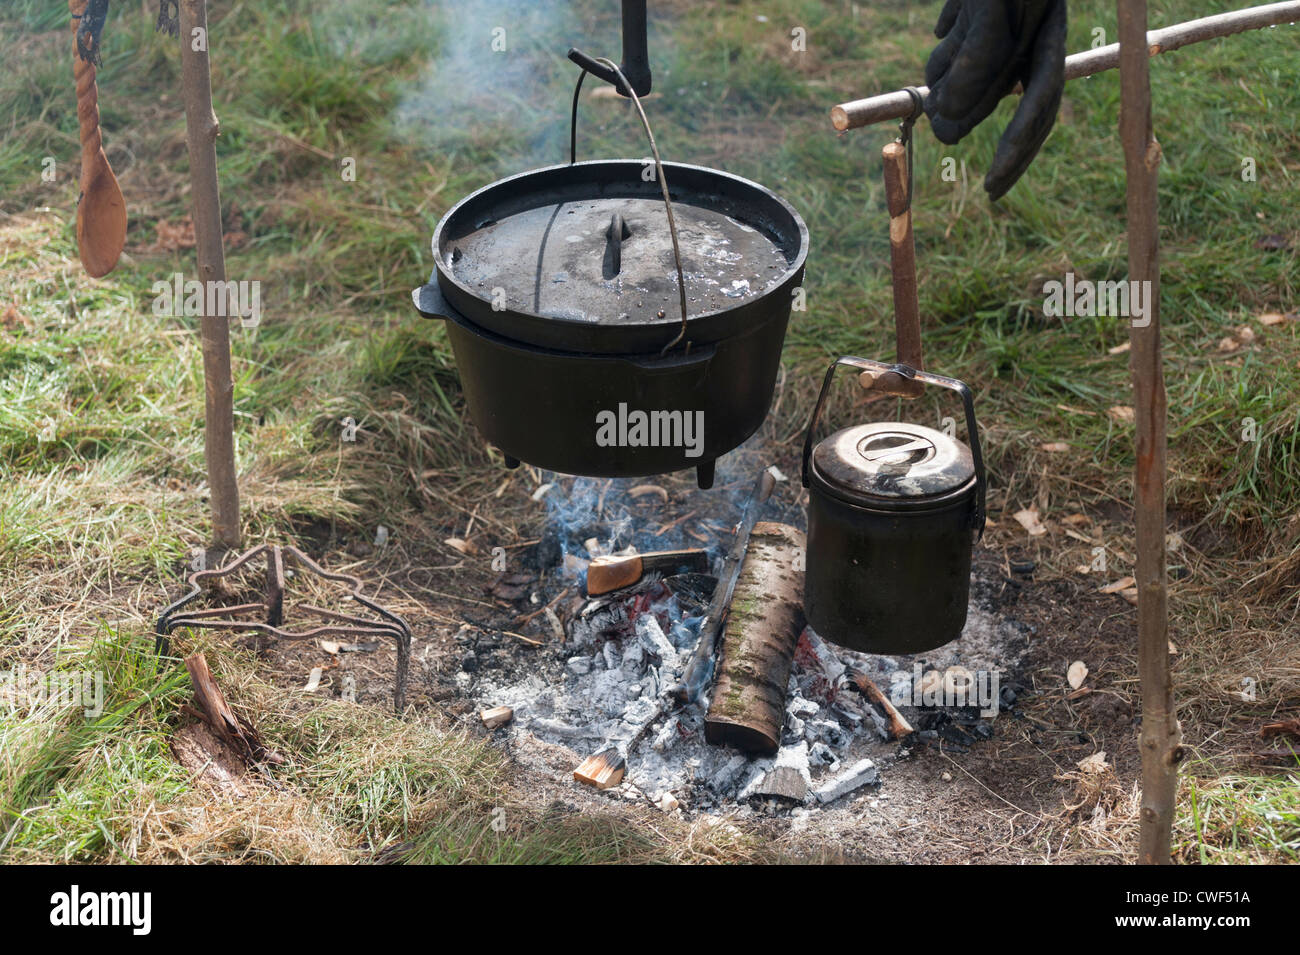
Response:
[924, 0, 1068, 200]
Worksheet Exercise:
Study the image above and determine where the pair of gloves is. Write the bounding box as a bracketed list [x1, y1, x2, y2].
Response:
[923, 0, 1069, 200]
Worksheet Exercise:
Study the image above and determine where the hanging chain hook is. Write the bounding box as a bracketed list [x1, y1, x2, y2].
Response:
[897, 86, 925, 211]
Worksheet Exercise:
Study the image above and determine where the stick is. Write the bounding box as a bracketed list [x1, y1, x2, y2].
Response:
[1118, 0, 1182, 865]
[848, 668, 914, 740]
[180, 0, 241, 550]
[831, 2, 1300, 130]
[862, 140, 925, 398]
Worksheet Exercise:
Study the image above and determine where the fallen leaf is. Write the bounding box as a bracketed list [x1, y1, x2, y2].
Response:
[1100, 576, 1136, 595]
[1236, 325, 1257, 345]
[303, 667, 324, 692]
[1074, 564, 1091, 574]
[146, 216, 197, 252]
[1, 303, 29, 330]
[1067, 660, 1089, 689]
[1107, 341, 1131, 355]
[1077, 751, 1111, 775]
[1217, 336, 1241, 353]
[1107, 405, 1135, 424]
[1062, 513, 1090, 527]
[1120, 587, 1139, 606]
[1012, 507, 1047, 536]
[1040, 441, 1070, 452]
[1258, 312, 1285, 327]
[320, 640, 340, 655]
[489, 572, 535, 601]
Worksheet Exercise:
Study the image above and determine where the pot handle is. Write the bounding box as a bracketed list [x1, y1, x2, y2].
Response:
[800, 357, 985, 537]
[411, 272, 450, 320]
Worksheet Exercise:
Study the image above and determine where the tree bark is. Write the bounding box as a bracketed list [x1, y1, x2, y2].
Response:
[180, 0, 240, 549]
[705, 523, 806, 755]
[1118, 0, 1181, 865]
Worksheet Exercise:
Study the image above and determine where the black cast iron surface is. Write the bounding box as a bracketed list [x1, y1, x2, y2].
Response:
[432, 160, 808, 355]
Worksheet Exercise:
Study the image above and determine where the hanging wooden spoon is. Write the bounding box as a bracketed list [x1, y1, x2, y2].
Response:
[70, 0, 126, 277]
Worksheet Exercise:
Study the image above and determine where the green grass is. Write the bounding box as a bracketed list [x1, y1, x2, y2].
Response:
[1, 0, 1297, 863]
[1181, 765, 1300, 864]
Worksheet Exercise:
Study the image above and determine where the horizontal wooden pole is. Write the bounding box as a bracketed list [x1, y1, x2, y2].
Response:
[830, 1, 1300, 130]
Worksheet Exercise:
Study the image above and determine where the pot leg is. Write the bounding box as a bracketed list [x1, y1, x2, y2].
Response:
[696, 459, 715, 490]
[503, 454, 520, 470]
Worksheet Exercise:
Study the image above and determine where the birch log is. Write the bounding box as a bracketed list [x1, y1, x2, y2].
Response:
[704, 522, 806, 755]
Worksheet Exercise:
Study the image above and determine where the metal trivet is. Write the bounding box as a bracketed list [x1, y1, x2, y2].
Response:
[155, 543, 411, 712]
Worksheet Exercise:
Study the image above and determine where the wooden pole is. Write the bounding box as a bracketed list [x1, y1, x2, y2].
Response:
[863, 140, 925, 398]
[179, 0, 241, 550]
[1118, 0, 1182, 865]
[831, 1, 1300, 130]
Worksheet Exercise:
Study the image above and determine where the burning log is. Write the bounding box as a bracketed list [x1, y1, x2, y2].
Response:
[704, 522, 806, 756]
[586, 549, 709, 596]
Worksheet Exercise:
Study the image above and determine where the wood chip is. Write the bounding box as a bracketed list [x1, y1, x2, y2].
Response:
[574, 749, 625, 789]
[1012, 507, 1047, 536]
[1040, 441, 1070, 452]
[320, 640, 341, 655]
[1107, 405, 1135, 424]
[1099, 576, 1136, 595]
[445, 537, 478, 556]
[1067, 660, 1089, 690]
[304, 667, 324, 692]
[480, 705, 513, 730]
[1258, 312, 1286, 326]
[1107, 340, 1131, 355]
[1217, 335, 1241, 353]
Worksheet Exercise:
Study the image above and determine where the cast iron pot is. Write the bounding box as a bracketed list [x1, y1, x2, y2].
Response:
[411, 159, 808, 488]
[413, 280, 789, 489]
[800, 357, 986, 654]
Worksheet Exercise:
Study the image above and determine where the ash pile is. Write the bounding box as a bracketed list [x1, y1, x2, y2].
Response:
[466, 474, 1032, 816]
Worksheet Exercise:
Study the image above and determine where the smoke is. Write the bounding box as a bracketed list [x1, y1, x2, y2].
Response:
[391, 0, 602, 176]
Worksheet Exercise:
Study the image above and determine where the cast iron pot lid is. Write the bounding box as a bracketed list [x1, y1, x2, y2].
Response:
[812, 421, 976, 505]
[432, 160, 809, 354]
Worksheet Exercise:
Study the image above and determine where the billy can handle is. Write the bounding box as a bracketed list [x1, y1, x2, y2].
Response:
[800, 357, 986, 537]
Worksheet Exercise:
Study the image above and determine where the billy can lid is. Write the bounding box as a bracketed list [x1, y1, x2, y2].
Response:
[811, 421, 975, 502]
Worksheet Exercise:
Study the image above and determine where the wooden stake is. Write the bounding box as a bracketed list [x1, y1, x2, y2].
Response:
[1118, 0, 1182, 865]
[862, 141, 926, 399]
[180, 0, 241, 550]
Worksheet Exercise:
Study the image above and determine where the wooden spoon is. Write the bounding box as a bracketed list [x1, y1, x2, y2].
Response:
[70, 0, 126, 278]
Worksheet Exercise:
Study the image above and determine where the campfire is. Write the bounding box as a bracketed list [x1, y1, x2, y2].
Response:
[462, 470, 1030, 815]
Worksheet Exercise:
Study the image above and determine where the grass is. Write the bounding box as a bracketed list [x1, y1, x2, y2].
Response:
[1, 0, 1297, 862]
